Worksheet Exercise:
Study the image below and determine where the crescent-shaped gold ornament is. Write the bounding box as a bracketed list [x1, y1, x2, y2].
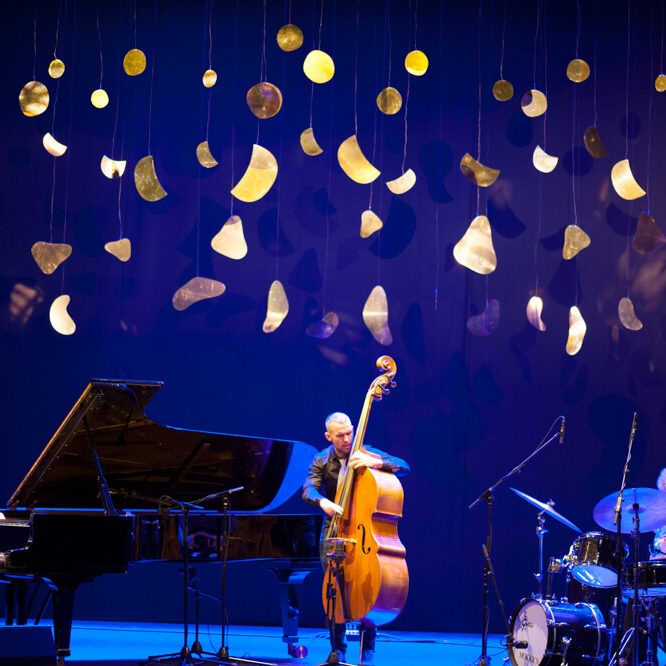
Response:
[376, 87, 402, 114]
[263, 280, 289, 333]
[492, 79, 514, 101]
[386, 169, 416, 194]
[566, 58, 591, 82]
[611, 159, 646, 200]
[337, 135, 380, 184]
[305, 312, 339, 339]
[632, 211, 666, 254]
[196, 141, 218, 168]
[91, 89, 109, 108]
[134, 155, 168, 202]
[231, 144, 278, 203]
[49, 294, 76, 335]
[123, 48, 146, 76]
[404, 50, 428, 75]
[460, 153, 500, 187]
[521, 89, 548, 117]
[277, 24, 304, 52]
[172, 277, 226, 311]
[211, 215, 248, 259]
[526, 295, 547, 331]
[104, 238, 131, 262]
[19, 81, 49, 117]
[246, 82, 283, 119]
[566, 306, 586, 356]
[453, 215, 497, 275]
[533, 145, 558, 173]
[31, 241, 72, 274]
[101, 155, 127, 179]
[467, 299, 500, 336]
[562, 224, 591, 260]
[48, 59, 65, 79]
[363, 285, 392, 345]
[203, 69, 217, 87]
[300, 128, 324, 156]
[360, 210, 383, 238]
[618, 297, 643, 331]
[583, 126, 609, 159]
[303, 49, 335, 83]
[42, 132, 67, 157]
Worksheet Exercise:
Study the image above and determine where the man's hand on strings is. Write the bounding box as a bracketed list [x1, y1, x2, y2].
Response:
[348, 450, 382, 470]
[320, 498, 343, 517]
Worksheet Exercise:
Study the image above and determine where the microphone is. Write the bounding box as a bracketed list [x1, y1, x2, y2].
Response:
[559, 417, 566, 444]
[630, 412, 637, 439]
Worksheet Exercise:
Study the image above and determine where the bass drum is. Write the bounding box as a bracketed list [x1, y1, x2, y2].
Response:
[508, 598, 608, 666]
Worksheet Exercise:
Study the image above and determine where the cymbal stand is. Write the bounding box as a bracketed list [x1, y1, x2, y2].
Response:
[534, 511, 549, 598]
[468, 417, 563, 666]
[630, 503, 641, 666]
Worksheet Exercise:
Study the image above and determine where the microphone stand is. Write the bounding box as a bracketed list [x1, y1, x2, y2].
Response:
[468, 417, 564, 666]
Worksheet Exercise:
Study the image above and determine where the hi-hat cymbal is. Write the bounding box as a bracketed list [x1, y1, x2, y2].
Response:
[593, 488, 666, 533]
[511, 488, 582, 533]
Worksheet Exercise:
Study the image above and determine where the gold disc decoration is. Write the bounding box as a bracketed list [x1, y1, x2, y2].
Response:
[42, 133, 67, 157]
[520, 89, 548, 117]
[453, 215, 497, 275]
[104, 238, 131, 262]
[404, 50, 428, 76]
[526, 296, 546, 331]
[305, 312, 339, 339]
[376, 87, 402, 114]
[360, 210, 384, 238]
[611, 159, 646, 200]
[533, 145, 558, 173]
[363, 285, 392, 346]
[492, 79, 514, 101]
[49, 294, 76, 336]
[48, 59, 65, 79]
[337, 135, 381, 184]
[123, 48, 146, 76]
[563, 224, 591, 260]
[211, 215, 248, 259]
[196, 141, 218, 168]
[277, 24, 303, 51]
[300, 128, 324, 156]
[101, 155, 127, 179]
[134, 155, 167, 202]
[386, 169, 416, 194]
[566, 58, 591, 82]
[632, 211, 666, 254]
[303, 49, 335, 83]
[231, 144, 278, 203]
[172, 277, 226, 311]
[566, 306, 586, 356]
[203, 69, 218, 87]
[460, 153, 500, 187]
[583, 126, 609, 159]
[656, 74, 666, 92]
[467, 299, 500, 336]
[263, 280, 289, 333]
[91, 89, 109, 108]
[31, 241, 72, 274]
[246, 82, 283, 119]
[19, 81, 49, 116]
[618, 297, 643, 331]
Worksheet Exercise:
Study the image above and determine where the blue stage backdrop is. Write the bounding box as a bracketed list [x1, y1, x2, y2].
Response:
[1, 0, 666, 634]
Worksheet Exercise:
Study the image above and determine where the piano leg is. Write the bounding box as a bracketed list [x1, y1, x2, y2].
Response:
[272, 567, 312, 657]
[51, 581, 78, 663]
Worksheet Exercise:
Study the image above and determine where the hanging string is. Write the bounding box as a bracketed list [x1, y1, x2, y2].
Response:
[499, 0, 507, 80]
[475, 0, 482, 216]
[307, 0, 316, 128]
[318, 0, 324, 50]
[96, 6, 104, 89]
[647, 0, 654, 214]
[229, 0, 240, 217]
[435, 0, 444, 310]
[147, 0, 158, 156]
[53, 0, 62, 58]
[542, 0, 548, 150]
[133, 0, 137, 48]
[274, 26, 288, 282]
[592, 0, 598, 126]
[661, 0, 665, 73]
[624, 0, 631, 158]
[33, 9, 37, 81]
[354, 0, 359, 137]
[571, 69, 578, 225]
[256, 0, 267, 144]
[532, 0, 541, 88]
[575, 0, 581, 58]
[205, 0, 214, 142]
[387, 0, 392, 86]
[288, 0, 292, 24]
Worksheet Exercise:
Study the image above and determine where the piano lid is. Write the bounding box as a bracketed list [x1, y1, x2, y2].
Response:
[8, 379, 317, 513]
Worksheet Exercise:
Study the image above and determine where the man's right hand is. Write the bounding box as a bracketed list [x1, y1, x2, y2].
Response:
[319, 498, 343, 517]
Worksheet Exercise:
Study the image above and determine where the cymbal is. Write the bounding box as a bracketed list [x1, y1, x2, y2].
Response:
[510, 487, 582, 533]
[593, 487, 666, 533]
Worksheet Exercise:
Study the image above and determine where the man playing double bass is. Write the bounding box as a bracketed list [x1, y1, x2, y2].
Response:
[302, 412, 409, 665]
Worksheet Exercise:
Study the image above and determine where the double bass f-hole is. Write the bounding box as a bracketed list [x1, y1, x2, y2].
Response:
[357, 523, 372, 554]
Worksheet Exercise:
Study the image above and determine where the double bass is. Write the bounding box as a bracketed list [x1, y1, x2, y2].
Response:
[321, 356, 408, 627]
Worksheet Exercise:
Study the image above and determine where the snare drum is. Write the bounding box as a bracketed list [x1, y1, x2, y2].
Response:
[567, 532, 627, 588]
[623, 561, 666, 597]
[508, 598, 607, 666]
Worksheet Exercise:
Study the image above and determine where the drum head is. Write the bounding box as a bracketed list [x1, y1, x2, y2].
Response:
[511, 599, 549, 666]
[571, 564, 617, 588]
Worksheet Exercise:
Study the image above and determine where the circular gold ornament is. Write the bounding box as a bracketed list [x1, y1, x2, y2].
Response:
[277, 24, 303, 52]
[123, 48, 146, 76]
[91, 88, 109, 108]
[303, 50, 335, 83]
[203, 69, 217, 88]
[246, 82, 283, 119]
[376, 87, 402, 115]
[19, 81, 49, 116]
[656, 74, 666, 92]
[48, 58, 65, 79]
[566, 58, 590, 83]
[404, 50, 428, 76]
[492, 79, 514, 101]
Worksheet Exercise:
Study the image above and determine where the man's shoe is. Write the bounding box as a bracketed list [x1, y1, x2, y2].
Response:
[361, 649, 375, 665]
[327, 649, 347, 664]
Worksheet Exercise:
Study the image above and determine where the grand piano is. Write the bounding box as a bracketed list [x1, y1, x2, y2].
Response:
[0, 379, 322, 663]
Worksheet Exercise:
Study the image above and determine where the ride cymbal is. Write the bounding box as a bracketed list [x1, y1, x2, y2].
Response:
[511, 488, 582, 533]
[593, 487, 666, 533]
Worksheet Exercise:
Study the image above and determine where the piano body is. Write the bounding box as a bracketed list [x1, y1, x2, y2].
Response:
[0, 379, 321, 662]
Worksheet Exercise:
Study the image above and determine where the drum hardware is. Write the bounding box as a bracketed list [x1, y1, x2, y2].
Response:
[567, 532, 628, 589]
[546, 557, 565, 600]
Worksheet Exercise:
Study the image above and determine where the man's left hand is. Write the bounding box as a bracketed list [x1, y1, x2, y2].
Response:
[348, 450, 382, 470]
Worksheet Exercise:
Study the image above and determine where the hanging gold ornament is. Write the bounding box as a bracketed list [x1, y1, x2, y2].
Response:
[460, 153, 500, 187]
[246, 82, 283, 119]
[277, 24, 304, 51]
[363, 285, 392, 345]
[562, 225, 591, 260]
[566, 58, 591, 82]
[520, 89, 548, 117]
[104, 238, 131, 262]
[91, 89, 109, 108]
[42, 133, 67, 157]
[196, 141, 218, 168]
[231, 144, 278, 203]
[492, 79, 514, 101]
[48, 59, 65, 79]
[583, 126, 609, 159]
[306, 312, 339, 339]
[123, 48, 146, 76]
[203, 69, 217, 87]
[172, 277, 225, 311]
[566, 306, 587, 355]
[211, 215, 248, 260]
[453, 215, 497, 275]
[656, 74, 666, 92]
[404, 50, 428, 75]
[526, 296, 546, 331]
[134, 156, 167, 201]
[467, 299, 500, 336]
[376, 87, 402, 114]
[49, 294, 76, 335]
[300, 128, 324, 156]
[31, 242, 72, 274]
[618, 297, 643, 331]
[611, 159, 646, 200]
[19, 81, 49, 116]
[386, 169, 416, 194]
[532, 145, 558, 173]
[337, 136, 380, 184]
[101, 156, 127, 179]
[263, 281, 289, 333]
[360, 210, 383, 238]
[303, 50, 335, 83]
[632, 211, 666, 253]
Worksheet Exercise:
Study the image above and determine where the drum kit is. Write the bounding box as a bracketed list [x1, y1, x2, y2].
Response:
[507, 487, 666, 666]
